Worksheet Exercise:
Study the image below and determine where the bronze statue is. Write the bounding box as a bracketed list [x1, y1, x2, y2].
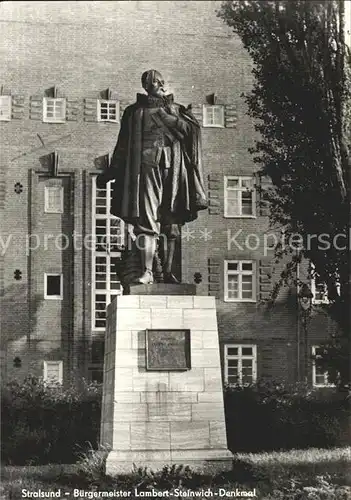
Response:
[97, 70, 207, 285]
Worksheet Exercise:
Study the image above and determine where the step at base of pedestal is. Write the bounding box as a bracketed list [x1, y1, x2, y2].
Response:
[105, 449, 233, 475]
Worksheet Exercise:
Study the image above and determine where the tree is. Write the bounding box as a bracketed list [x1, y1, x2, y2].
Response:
[217, 1, 350, 387]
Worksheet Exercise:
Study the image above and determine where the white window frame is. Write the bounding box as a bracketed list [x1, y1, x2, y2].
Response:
[43, 360, 63, 385]
[0, 95, 12, 121]
[43, 97, 66, 123]
[44, 273, 63, 300]
[97, 99, 120, 123]
[224, 176, 256, 218]
[224, 344, 257, 385]
[311, 346, 334, 387]
[203, 104, 225, 128]
[310, 277, 329, 304]
[309, 263, 335, 305]
[92, 176, 124, 331]
[224, 260, 256, 303]
[44, 186, 64, 213]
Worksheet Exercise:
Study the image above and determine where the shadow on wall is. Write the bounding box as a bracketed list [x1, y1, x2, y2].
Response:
[0, 284, 63, 381]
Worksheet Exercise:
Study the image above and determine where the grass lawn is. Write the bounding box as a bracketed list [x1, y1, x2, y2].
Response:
[1, 447, 350, 500]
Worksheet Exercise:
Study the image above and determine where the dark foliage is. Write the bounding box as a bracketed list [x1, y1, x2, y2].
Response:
[1, 376, 101, 465]
[2, 377, 349, 465]
[217, 0, 351, 387]
[225, 381, 350, 452]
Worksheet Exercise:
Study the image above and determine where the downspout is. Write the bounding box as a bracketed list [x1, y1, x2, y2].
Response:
[296, 257, 300, 382]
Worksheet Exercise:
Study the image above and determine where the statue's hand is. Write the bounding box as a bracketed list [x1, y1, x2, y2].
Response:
[158, 107, 178, 127]
[167, 104, 178, 116]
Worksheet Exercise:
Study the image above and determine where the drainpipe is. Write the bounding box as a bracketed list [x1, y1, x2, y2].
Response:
[296, 259, 300, 382]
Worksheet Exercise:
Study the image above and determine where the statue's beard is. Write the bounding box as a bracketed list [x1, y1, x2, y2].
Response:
[148, 86, 166, 98]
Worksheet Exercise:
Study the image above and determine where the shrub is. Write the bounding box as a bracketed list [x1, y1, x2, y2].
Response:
[2, 376, 350, 465]
[224, 380, 350, 452]
[1, 376, 102, 465]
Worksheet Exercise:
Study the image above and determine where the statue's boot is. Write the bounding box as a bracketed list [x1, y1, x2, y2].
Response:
[136, 234, 155, 285]
[163, 237, 180, 284]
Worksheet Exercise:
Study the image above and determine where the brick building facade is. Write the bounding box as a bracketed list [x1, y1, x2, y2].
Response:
[0, 1, 335, 387]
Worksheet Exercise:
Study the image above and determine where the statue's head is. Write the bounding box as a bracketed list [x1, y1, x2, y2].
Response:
[141, 69, 165, 97]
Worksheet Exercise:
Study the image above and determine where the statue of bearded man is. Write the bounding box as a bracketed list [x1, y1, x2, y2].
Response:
[97, 69, 208, 285]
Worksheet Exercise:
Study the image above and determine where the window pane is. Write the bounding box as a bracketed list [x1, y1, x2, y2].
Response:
[227, 178, 239, 188]
[242, 192, 253, 215]
[227, 275, 239, 299]
[213, 106, 223, 123]
[227, 347, 238, 356]
[45, 187, 63, 213]
[226, 200, 239, 216]
[44, 361, 62, 384]
[242, 373, 253, 384]
[241, 179, 253, 189]
[315, 374, 326, 385]
[242, 347, 253, 356]
[95, 273, 106, 281]
[0, 95, 11, 119]
[242, 263, 253, 271]
[242, 359, 253, 367]
[227, 262, 238, 271]
[46, 275, 61, 295]
[96, 282, 106, 289]
[228, 359, 238, 367]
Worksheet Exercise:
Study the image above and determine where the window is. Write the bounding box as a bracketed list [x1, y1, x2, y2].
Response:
[311, 277, 328, 304]
[203, 105, 224, 127]
[44, 186, 64, 213]
[43, 360, 63, 384]
[224, 345, 257, 385]
[224, 176, 256, 217]
[0, 95, 12, 121]
[44, 273, 63, 299]
[224, 260, 256, 302]
[92, 177, 124, 329]
[43, 97, 66, 123]
[312, 346, 334, 387]
[97, 100, 119, 122]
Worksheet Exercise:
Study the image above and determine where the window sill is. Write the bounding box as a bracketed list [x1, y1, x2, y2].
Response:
[97, 119, 119, 124]
[313, 384, 335, 388]
[224, 214, 257, 219]
[43, 120, 67, 124]
[203, 124, 225, 128]
[224, 298, 257, 303]
[44, 296, 63, 300]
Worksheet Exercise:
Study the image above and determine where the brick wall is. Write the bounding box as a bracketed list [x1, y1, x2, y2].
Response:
[0, 1, 333, 385]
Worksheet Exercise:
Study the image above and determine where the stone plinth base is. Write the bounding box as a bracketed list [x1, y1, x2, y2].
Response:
[106, 449, 233, 475]
[101, 292, 233, 475]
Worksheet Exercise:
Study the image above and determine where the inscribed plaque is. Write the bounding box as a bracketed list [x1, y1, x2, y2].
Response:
[146, 329, 191, 371]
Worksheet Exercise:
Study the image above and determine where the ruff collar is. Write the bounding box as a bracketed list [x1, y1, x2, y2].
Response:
[136, 93, 174, 108]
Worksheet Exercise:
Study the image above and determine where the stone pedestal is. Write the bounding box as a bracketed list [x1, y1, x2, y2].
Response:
[101, 289, 233, 474]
